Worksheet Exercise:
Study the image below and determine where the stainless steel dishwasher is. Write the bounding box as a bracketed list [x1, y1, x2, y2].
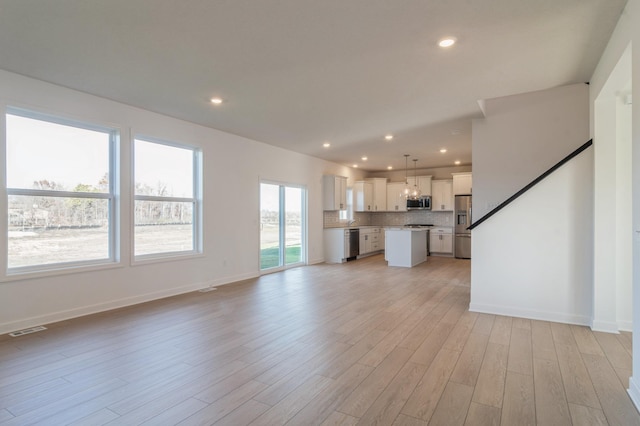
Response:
[345, 228, 359, 260]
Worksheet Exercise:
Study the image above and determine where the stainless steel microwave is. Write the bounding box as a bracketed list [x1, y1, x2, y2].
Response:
[406, 195, 431, 210]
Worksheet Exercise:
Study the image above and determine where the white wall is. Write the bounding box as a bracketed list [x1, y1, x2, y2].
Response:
[470, 83, 593, 326]
[472, 84, 590, 218]
[470, 147, 594, 325]
[0, 70, 365, 334]
[588, 0, 640, 408]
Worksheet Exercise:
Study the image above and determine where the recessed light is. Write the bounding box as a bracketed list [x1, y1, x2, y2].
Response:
[361, 156, 368, 161]
[210, 97, 223, 104]
[352, 164, 358, 168]
[438, 37, 456, 48]
[385, 134, 394, 141]
[454, 160, 461, 165]
[323, 142, 331, 148]
[387, 166, 393, 170]
[440, 148, 447, 153]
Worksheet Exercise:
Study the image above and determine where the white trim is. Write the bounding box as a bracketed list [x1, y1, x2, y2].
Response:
[590, 319, 621, 334]
[629, 377, 640, 413]
[469, 303, 592, 327]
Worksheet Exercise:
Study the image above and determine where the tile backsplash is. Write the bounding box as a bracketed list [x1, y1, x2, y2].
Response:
[323, 210, 453, 228]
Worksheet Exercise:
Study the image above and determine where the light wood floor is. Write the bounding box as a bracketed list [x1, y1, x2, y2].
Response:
[1, 255, 638, 425]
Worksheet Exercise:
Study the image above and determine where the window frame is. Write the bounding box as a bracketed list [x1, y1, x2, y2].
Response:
[132, 135, 203, 263]
[3, 106, 120, 278]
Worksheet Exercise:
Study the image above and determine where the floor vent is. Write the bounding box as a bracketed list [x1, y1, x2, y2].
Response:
[9, 326, 47, 337]
[198, 286, 217, 293]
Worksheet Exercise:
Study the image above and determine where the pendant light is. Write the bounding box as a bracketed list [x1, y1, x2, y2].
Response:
[401, 154, 412, 199]
[411, 158, 422, 199]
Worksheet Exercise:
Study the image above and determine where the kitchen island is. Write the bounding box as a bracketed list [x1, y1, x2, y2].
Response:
[385, 228, 429, 267]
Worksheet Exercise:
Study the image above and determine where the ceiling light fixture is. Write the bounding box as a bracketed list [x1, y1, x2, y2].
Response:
[455, 160, 461, 165]
[323, 142, 331, 148]
[352, 164, 358, 168]
[361, 156, 368, 161]
[210, 97, 223, 104]
[387, 166, 393, 170]
[385, 134, 394, 140]
[438, 37, 456, 48]
[440, 148, 447, 153]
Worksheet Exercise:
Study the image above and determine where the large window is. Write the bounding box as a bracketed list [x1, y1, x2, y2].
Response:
[260, 182, 305, 271]
[5, 108, 117, 272]
[134, 138, 201, 258]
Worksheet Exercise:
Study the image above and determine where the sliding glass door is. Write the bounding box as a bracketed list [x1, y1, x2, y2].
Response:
[260, 182, 305, 271]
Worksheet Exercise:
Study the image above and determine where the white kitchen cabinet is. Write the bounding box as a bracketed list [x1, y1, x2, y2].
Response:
[431, 180, 453, 211]
[354, 181, 373, 212]
[430, 227, 453, 254]
[365, 178, 388, 211]
[323, 175, 347, 211]
[418, 176, 432, 196]
[405, 175, 432, 197]
[386, 182, 408, 212]
[324, 228, 347, 263]
[452, 172, 472, 195]
[359, 227, 383, 255]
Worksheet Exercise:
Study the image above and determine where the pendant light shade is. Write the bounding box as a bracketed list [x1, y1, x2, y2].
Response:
[401, 155, 412, 199]
[410, 158, 421, 199]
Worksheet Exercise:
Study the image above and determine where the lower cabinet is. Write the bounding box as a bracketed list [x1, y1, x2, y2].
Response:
[430, 227, 453, 254]
[359, 227, 384, 255]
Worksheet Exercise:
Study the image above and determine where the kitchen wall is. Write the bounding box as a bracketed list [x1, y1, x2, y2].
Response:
[323, 210, 453, 228]
[0, 70, 366, 334]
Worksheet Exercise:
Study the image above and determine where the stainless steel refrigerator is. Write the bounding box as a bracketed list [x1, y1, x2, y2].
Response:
[455, 195, 472, 259]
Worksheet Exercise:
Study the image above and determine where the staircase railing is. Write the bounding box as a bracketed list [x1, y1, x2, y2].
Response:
[468, 139, 593, 230]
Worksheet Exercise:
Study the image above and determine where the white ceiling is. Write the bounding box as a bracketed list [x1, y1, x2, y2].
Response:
[0, 0, 627, 171]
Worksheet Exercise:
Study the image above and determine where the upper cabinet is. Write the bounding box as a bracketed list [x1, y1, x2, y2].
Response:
[452, 172, 472, 195]
[354, 181, 373, 212]
[405, 175, 433, 196]
[431, 180, 454, 211]
[386, 182, 408, 212]
[323, 175, 347, 210]
[365, 178, 388, 211]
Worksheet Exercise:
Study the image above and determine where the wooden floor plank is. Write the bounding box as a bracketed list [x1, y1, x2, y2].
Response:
[212, 399, 271, 426]
[533, 357, 571, 426]
[249, 374, 333, 425]
[401, 348, 461, 422]
[338, 347, 412, 417]
[507, 326, 532, 376]
[554, 342, 601, 409]
[568, 403, 609, 426]
[428, 381, 474, 426]
[464, 402, 501, 426]
[472, 343, 509, 408]
[501, 372, 535, 426]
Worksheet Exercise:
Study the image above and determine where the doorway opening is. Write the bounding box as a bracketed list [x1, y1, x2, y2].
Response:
[260, 182, 306, 272]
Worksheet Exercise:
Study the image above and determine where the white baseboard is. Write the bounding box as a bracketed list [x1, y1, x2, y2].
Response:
[308, 257, 325, 265]
[469, 302, 591, 327]
[0, 271, 260, 335]
[628, 377, 640, 413]
[617, 320, 633, 332]
[590, 319, 621, 334]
